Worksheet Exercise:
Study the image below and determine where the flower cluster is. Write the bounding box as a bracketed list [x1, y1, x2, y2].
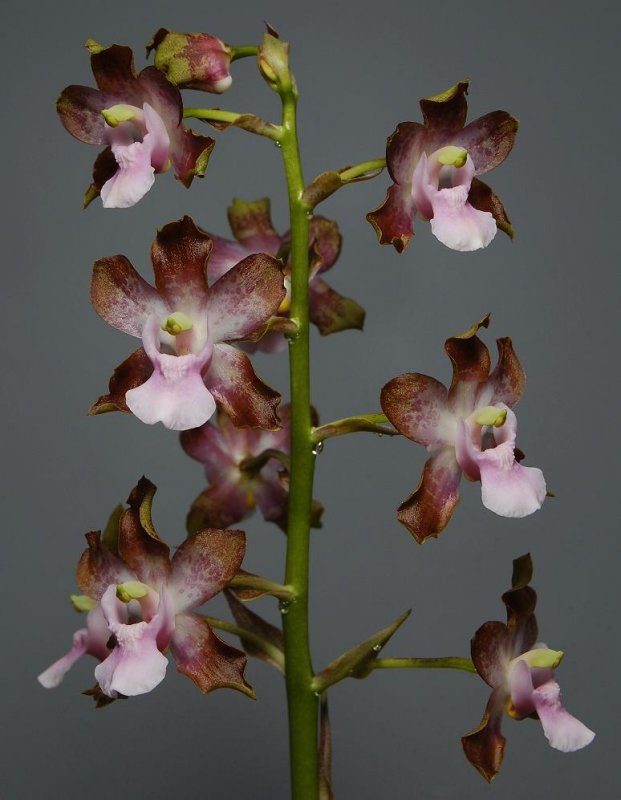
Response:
[463, 554, 594, 780]
[381, 316, 546, 542]
[368, 81, 517, 252]
[39, 478, 252, 700]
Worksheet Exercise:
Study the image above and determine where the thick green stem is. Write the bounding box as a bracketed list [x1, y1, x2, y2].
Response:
[372, 657, 477, 673]
[279, 85, 319, 799]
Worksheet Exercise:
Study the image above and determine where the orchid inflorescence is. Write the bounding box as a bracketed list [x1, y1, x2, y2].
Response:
[41, 25, 593, 797]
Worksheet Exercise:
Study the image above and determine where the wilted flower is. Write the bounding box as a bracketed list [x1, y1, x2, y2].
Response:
[462, 554, 594, 781]
[90, 215, 285, 431]
[57, 40, 216, 208]
[181, 405, 323, 533]
[367, 81, 517, 252]
[38, 479, 252, 700]
[147, 29, 233, 93]
[380, 315, 545, 542]
[207, 198, 364, 352]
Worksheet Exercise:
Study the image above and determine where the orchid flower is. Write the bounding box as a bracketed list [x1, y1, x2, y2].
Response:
[89, 215, 285, 431]
[207, 198, 364, 352]
[462, 554, 594, 781]
[57, 41, 215, 208]
[181, 405, 323, 533]
[367, 81, 517, 252]
[147, 28, 233, 93]
[38, 478, 252, 700]
[380, 315, 546, 542]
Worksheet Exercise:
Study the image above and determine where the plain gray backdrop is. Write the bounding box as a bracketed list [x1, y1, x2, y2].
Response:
[2, 1, 619, 798]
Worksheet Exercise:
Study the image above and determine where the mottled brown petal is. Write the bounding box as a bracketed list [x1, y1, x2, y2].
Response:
[57, 85, 110, 145]
[366, 184, 415, 253]
[469, 178, 514, 238]
[487, 338, 525, 408]
[419, 80, 470, 133]
[397, 448, 462, 543]
[471, 621, 511, 688]
[187, 483, 251, 535]
[118, 478, 171, 586]
[88, 348, 153, 415]
[381, 373, 449, 447]
[444, 314, 491, 393]
[76, 531, 129, 599]
[308, 279, 365, 336]
[151, 215, 211, 305]
[225, 590, 284, 671]
[456, 111, 519, 175]
[171, 612, 254, 697]
[227, 197, 282, 253]
[83, 147, 118, 209]
[462, 688, 507, 783]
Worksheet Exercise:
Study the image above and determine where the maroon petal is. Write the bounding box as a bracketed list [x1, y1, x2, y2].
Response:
[171, 612, 254, 697]
[461, 688, 507, 783]
[385, 121, 428, 185]
[169, 126, 216, 188]
[207, 344, 281, 429]
[207, 235, 250, 282]
[118, 478, 171, 587]
[187, 483, 252, 535]
[254, 473, 290, 532]
[308, 278, 364, 336]
[381, 373, 450, 447]
[180, 420, 236, 480]
[366, 184, 415, 253]
[57, 86, 110, 145]
[444, 315, 492, 394]
[471, 621, 511, 688]
[170, 528, 245, 610]
[396, 449, 462, 543]
[468, 177, 514, 239]
[150, 216, 211, 306]
[485, 338, 525, 408]
[419, 80, 470, 134]
[225, 590, 285, 671]
[90, 43, 139, 96]
[137, 66, 182, 127]
[227, 197, 282, 253]
[89, 348, 153, 415]
[207, 253, 285, 343]
[76, 531, 130, 599]
[91, 255, 165, 337]
[83, 147, 118, 209]
[455, 111, 518, 175]
[308, 216, 342, 276]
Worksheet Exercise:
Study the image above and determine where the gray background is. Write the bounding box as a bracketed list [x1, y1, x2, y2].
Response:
[2, 0, 619, 797]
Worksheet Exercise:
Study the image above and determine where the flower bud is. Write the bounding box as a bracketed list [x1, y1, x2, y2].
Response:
[258, 28, 293, 94]
[147, 28, 232, 93]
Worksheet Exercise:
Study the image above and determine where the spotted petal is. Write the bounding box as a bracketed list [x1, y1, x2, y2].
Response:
[381, 373, 451, 447]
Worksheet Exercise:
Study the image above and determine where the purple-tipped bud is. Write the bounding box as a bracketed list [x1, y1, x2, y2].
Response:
[147, 29, 232, 93]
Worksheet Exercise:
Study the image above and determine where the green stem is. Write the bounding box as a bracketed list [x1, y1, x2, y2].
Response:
[201, 615, 285, 671]
[279, 81, 319, 799]
[372, 657, 477, 674]
[183, 108, 281, 140]
[338, 158, 386, 181]
[183, 108, 245, 123]
[311, 413, 399, 444]
[229, 45, 259, 61]
[229, 573, 294, 601]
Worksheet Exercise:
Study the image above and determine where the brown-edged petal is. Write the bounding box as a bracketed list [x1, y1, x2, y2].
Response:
[89, 348, 153, 415]
[83, 147, 119, 209]
[150, 216, 211, 307]
[207, 344, 281, 429]
[170, 528, 245, 611]
[455, 111, 518, 175]
[308, 279, 365, 336]
[169, 126, 216, 188]
[208, 253, 285, 343]
[171, 612, 254, 697]
[471, 621, 511, 688]
[419, 80, 470, 134]
[366, 183, 415, 253]
[76, 532, 130, 599]
[89, 43, 139, 96]
[186, 483, 251, 535]
[227, 197, 282, 253]
[56, 85, 111, 145]
[444, 314, 491, 395]
[137, 65, 183, 127]
[461, 688, 506, 782]
[486, 338, 525, 408]
[118, 478, 171, 587]
[91, 255, 166, 338]
[396, 448, 462, 543]
[308, 216, 342, 276]
[468, 177, 514, 239]
[381, 373, 450, 447]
